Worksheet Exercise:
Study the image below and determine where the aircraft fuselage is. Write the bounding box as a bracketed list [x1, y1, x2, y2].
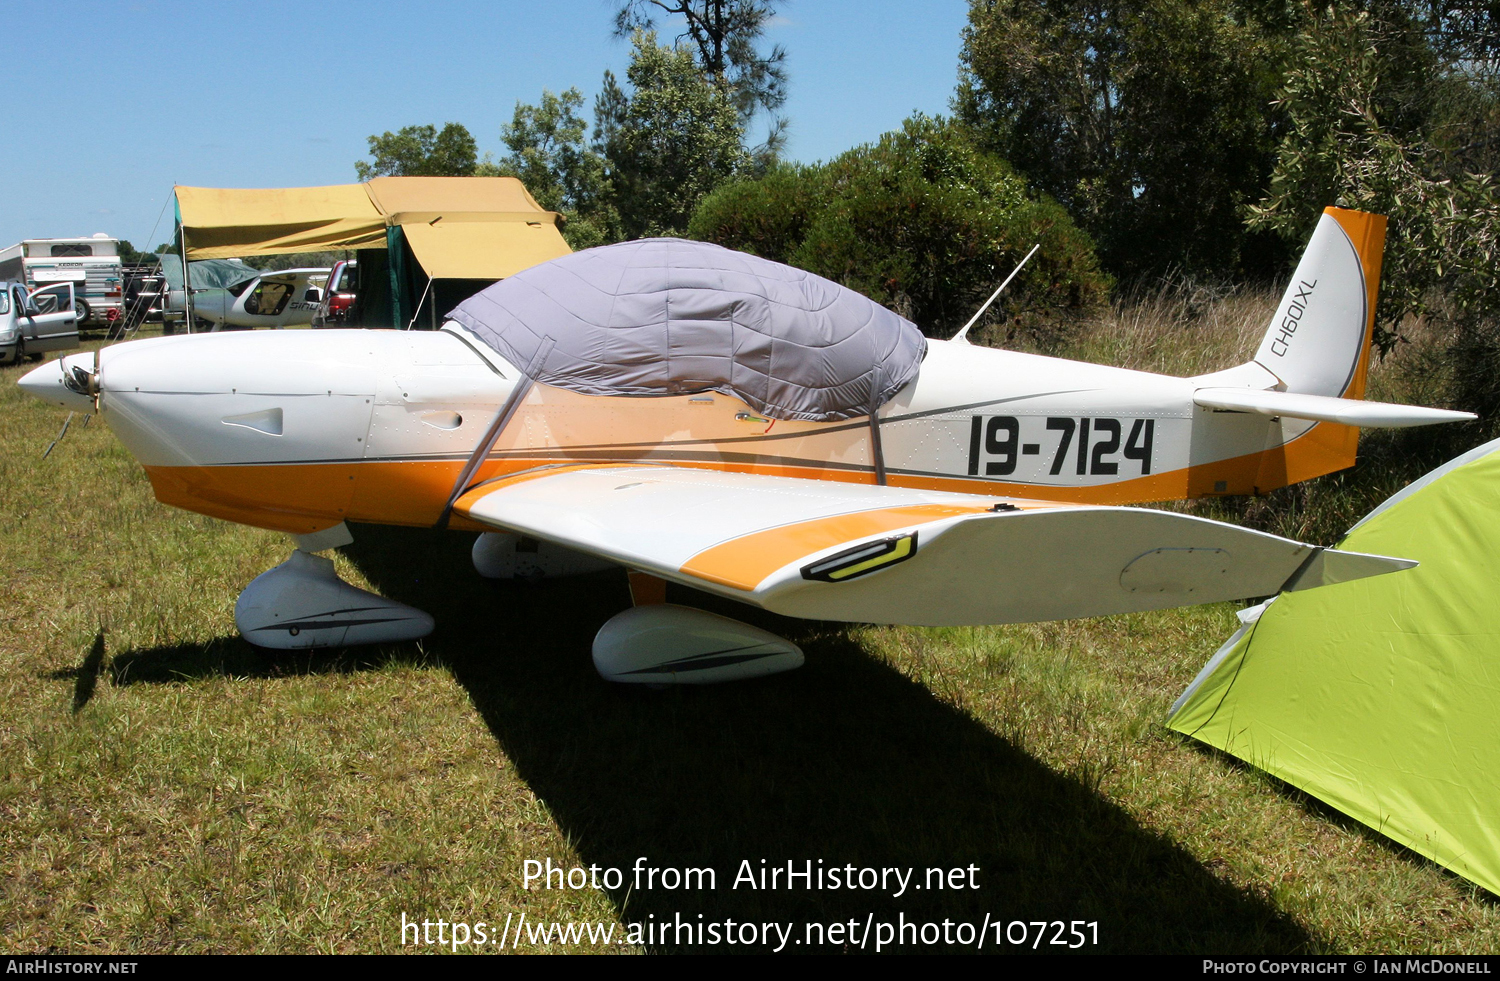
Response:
[32, 326, 1349, 536]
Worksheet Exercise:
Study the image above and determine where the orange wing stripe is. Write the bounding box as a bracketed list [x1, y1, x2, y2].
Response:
[680, 504, 995, 592]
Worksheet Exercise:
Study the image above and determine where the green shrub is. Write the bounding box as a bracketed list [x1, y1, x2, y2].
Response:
[688, 116, 1109, 339]
[687, 164, 820, 260]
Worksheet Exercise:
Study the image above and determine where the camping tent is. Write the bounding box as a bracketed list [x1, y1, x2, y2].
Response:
[1168, 437, 1500, 895]
[172, 177, 572, 329]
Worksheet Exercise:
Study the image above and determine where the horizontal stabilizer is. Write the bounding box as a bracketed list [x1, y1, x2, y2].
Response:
[1194, 387, 1475, 428]
[455, 465, 1416, 626]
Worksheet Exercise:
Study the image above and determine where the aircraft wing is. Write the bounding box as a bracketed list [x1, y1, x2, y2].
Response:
[453, 465, 1413, 626]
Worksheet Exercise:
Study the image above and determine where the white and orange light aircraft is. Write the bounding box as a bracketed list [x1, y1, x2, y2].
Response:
[18, 208, 1473, 683]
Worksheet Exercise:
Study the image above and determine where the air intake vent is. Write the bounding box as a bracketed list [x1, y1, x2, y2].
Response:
[222, 407, 283, 435]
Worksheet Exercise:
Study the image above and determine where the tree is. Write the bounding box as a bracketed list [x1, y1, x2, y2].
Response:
[491, 6, 786, 244]
[614, 0, 789, 156]
[1417, 0, 1500, 82]
[354, 123, 479, 180]
[956, 0, 1291, 280]
[484, 89, 614, 249]
[1248, 4, 1500, 369]
[598, 31, 751, 238]
[237, 251, 346, 272]
[689, 116, 1109, 338]
[117, 240, 155, 265]
[1412, 0, 1500, 183]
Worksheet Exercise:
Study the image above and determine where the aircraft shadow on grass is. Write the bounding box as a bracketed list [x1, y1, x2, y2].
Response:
[336, 522, 1314, 953]
[103, 634, 427, 688]
[44, 630, 107, 713]
[96, 515, 1464, 936]
[95, 521, 1313, 951]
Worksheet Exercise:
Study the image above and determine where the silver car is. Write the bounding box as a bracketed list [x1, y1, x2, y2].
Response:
[1, 280, 79, 364]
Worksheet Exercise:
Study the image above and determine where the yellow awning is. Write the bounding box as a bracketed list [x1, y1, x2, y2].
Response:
[175, 177, 571, 277]
[175, 185, 386, 259]
[363, 175, 553, 215]
[367, 176, 570, 277]
[400, 220, 571, 280]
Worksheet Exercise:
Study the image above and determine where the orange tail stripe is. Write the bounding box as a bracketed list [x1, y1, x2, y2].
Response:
[1325, 206, 1387, 401]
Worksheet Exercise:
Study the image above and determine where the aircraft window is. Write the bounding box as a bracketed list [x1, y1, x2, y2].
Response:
[245, 281, 292, 317]
[49, 243, 92, 257]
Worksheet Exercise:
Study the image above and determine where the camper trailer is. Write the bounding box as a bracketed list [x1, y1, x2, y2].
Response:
[0, 234, 123, 327]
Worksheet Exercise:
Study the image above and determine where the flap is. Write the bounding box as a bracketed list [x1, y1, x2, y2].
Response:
[453, 465, 1415, 626]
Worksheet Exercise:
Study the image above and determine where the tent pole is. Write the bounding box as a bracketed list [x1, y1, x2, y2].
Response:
[387, 226, 405, 330]
[406, 275, 434, 331]
[179, 223, 195, 335]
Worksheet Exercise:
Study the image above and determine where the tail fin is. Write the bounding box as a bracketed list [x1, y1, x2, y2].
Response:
[1253, 207, 1386, 398]
[1183, 209, 1468, 497]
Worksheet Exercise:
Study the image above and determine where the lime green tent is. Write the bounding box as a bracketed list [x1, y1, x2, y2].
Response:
[1168, 438, 1500, 895]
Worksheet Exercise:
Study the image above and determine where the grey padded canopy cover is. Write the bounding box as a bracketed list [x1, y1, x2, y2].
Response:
[447, 238, 927, 422]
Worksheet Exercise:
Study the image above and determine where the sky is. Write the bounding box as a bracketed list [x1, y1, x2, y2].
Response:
[1, 0, 971, 250]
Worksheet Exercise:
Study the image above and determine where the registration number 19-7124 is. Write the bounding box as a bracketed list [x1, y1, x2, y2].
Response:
[966, 416, 1156, 478]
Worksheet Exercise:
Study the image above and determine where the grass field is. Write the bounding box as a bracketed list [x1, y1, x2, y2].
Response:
[1, 316, 1497, 954]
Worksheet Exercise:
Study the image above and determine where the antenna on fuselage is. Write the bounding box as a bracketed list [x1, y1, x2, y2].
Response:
[952, 243, 1040, 344]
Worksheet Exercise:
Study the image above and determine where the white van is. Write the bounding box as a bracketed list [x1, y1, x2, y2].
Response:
[1, 280, 80, 364]
[0, 235, 124, 327]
